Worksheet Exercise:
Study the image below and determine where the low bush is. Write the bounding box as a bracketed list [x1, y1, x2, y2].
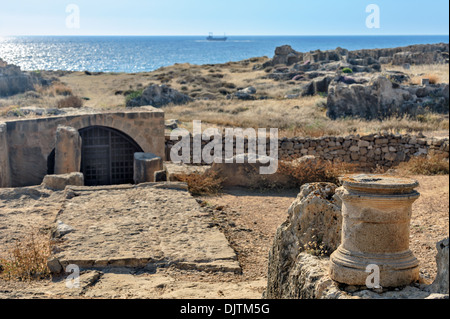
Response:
[342, 67, 353, 74]
[53, 83, 73, 96]
[278, 157, 358, 187]
[0, 230, 52, 281]
[396, 154, 449, 175]
[125, 89, 144, 104]
[56, 95, 84, 109]
[175, 170, 225, 196]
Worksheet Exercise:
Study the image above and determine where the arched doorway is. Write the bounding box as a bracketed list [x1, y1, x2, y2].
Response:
[79, 126, 143, 186]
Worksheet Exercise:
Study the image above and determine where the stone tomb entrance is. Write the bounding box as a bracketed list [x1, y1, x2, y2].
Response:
[47, 126, 145, 186]
[79, 126, 143, 186]
[0, 107, 165, 188]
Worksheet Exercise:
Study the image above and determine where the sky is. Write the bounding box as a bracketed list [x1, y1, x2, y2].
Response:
[0, 0, 448, 36]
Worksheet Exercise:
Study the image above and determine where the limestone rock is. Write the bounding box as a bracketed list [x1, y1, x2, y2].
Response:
[54, 220, 75, 238]
[266, 182, 342, 299]
[430, 237, 449, 294]
[233, 86, 257, 100]
[42, 172, 84, 191]
[271, 45, 303, 66]
[0, 58, 46, 97]
[327, 75, 449, 120]
[47, 257, 63, 274]
[165, 119, 179, 130]
[126, 84, 192, 107]
[300, 76, 333, 96]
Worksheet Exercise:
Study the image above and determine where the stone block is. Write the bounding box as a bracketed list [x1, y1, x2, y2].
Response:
[134, 153, 163, 184]
[42, 172, 84, 191]
[358, 140, 371, 148]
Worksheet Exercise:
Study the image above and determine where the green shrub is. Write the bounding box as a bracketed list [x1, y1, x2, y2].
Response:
[342, 68, 353, 74]
[125, 89, 144, 104]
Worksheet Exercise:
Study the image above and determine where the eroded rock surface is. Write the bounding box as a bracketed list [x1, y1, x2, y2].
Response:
[266, 182, 342, 299]
[126, 84, 192, 107]
[327, 76, 449, 120]
[0, 58, 48, 97]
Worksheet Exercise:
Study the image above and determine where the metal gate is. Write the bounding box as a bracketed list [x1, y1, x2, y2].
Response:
[79, 126, 143, 186]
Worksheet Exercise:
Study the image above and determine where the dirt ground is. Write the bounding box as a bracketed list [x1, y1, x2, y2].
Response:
[0, 174, 447, 299]
[199, 174, 449, 283]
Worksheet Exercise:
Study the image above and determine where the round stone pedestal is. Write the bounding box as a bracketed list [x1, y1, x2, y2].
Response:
[329, 174, 420, 288]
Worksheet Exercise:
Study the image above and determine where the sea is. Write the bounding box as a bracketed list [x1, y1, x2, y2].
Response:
[0, 35, 448, 73]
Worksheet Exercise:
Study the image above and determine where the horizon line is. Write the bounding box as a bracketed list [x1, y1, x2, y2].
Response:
[2, 34, 449, 37]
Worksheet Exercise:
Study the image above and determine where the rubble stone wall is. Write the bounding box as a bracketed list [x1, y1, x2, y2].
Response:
[165, 133, 449, 169]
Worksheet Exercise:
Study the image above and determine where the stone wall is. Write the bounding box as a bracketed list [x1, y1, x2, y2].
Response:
[165, 133, 449, 169]
[1, 107, 165, 187]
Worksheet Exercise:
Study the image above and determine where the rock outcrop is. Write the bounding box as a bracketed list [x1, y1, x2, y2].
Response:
[327, 75, 449, 120]
[0, 58, 47, 97]
[232, 86, 257, 100]
[265, 185, 450, 299]
[266, 182, 342, 299]
[429, 237, 449, 294]
[126, 84, 193, 107]
[266, 43, 449, 69]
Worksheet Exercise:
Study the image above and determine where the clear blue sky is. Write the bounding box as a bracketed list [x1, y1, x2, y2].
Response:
[0, 0, 448, 36]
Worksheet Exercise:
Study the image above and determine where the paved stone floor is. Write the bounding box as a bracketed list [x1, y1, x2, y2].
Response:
[53, 183, 240, 273]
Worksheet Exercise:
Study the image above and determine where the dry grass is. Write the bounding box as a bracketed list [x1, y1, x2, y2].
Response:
[35, 82, 73, 97]
[0, 230, 52, 281]
[396, 154, 449, 176]
[175, 170, 226, 196]
[165, 97, 449, 138]
[424, 74, 440, 85]
[278, 157, 358, 187]
[55, 95, 84, 109]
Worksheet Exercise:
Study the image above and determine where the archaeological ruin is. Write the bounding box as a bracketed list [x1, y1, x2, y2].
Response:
[0, 106, 165, 188]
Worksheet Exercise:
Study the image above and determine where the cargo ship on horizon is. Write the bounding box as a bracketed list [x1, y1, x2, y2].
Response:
[206, 32, 227, 41]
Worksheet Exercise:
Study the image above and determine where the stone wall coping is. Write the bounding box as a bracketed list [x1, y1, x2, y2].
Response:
[2, 106, 163, 124]
[165, 132, 449, 142]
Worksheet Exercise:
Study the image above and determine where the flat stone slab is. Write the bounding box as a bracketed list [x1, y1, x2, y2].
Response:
[52, 182, 240, 273]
